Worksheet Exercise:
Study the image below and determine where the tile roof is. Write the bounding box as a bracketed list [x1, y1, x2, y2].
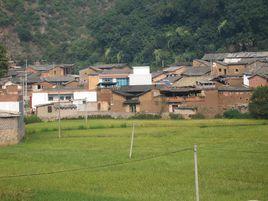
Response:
[226, 52, 268, 58]
[202, 53, 229, 61]
[44, 76, 75, 83]
[218, 86, 252, 92]
[183, 66, 211, 76]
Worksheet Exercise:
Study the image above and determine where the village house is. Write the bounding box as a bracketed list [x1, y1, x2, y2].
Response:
[160, 86, 252, 118]
[0, 88, 24, 146]
[79, 63, 130, 85]
[110, 85, 167, 114]
[31, 87, 97, 111]
[26, 63, 75, 78]
[173, 66, 211, 87]
[248, 74, 268, 88]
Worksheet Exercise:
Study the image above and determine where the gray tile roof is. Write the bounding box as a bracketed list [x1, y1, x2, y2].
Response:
[218, 86, 252, 92]
[202, 53, 229, 61]
[183, 66, 211, 76]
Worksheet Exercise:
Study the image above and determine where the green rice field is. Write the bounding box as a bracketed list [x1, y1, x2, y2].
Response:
[0, 119, 267, 201]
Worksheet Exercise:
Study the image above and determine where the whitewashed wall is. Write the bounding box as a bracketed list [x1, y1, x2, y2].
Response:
[32, 93, 49, 109]
[0, 102, 20, 112]
[243, 74, 250, 87]
[73, 91, 97, 102]
[129, 66, 152, 85]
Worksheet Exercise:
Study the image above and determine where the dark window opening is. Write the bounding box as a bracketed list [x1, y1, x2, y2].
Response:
[48, 106, 52, 113]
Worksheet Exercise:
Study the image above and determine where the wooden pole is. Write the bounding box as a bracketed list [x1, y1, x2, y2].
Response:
[129, 123, 135, 159]
[85, 98, 88, 125]
[58, 89, 61, 138]
[194, 144, 200, 201]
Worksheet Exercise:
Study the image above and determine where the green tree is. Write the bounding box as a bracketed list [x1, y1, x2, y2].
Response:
[249, 87, 268, 119]
[0, 44, 8, 77]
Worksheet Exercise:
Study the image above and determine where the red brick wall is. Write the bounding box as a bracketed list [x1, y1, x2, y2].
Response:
[249, 76, 268, 88]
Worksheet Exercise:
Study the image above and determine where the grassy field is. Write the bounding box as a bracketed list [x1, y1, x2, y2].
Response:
[0, 119, 267, 201]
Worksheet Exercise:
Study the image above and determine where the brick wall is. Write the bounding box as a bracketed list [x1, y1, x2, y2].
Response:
[249, 75, 268, 88]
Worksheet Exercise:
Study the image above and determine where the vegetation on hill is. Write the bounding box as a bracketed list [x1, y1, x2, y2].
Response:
[0, 43, 8, 77]
[0, 0, 267, 69]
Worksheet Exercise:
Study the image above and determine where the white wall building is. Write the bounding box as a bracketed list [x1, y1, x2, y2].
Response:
[0, 101, 21, 113]
[129, 66, 152, 85]
[32, 90, 97, 110]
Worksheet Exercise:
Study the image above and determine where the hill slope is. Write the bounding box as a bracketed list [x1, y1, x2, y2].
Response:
[0, 0, 114, 64]
[0, 0, 268, 68]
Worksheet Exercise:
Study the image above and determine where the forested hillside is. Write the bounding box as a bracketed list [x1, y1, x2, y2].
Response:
[0, 0, 267, 68]
[0, 0, 114, 65]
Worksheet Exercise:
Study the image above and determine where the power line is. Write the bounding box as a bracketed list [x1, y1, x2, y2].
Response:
[0, 147, 192, 180]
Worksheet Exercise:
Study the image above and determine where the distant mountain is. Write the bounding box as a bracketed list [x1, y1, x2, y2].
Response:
[0, 0, 268, 69]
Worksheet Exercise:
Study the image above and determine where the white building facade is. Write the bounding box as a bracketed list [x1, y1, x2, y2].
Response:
[129, 66, 152, 85]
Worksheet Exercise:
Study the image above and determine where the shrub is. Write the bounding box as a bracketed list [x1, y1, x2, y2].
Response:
[249, 86, 268, 119]
[129, 113, 161, 119]
[223, 109, 251, 119]
[24, 115, 42, 124]
[191, 113, 205, 119]
[214, 114, 223, 119]
[87, 115, 114, 119]
[169, 113, 184, 120]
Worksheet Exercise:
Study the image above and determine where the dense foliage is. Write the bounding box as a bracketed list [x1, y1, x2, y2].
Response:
[223, 109, 251, 119]
[0, 43, 8, 77]
[249, 87, 268, 119]
[0, 0, 267, 68]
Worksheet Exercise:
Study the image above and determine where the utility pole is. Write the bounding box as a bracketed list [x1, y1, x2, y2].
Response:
[58, 88, 61, 138]
[129, 123, 135, 159]
[25, 59, 28, 113]
[194, 144, 200, 201]
[85, 98, 88, 125]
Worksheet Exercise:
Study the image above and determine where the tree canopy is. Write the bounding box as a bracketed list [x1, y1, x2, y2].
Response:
[0, 44, 8, 77]
[249, 87, 268, 119]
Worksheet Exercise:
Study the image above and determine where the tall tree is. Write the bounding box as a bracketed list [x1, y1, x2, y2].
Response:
[0, 44, 8, 77]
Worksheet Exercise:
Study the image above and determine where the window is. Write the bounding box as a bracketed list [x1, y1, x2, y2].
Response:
[116, 78, 129, 86]
[48, 106, 52, 113]
[130, 104, 136, 113]
[219, 69, 222, 72]
[54, 71, 56, 75]
[60, 96, 64, 100]
[48, 96, 53, 101]
[224, 69, 227, 75]
[236, 69, 239, 72]
[37, 85, 41, 89]
[103, 78, 113, 83]
[66, 96, 72, 100]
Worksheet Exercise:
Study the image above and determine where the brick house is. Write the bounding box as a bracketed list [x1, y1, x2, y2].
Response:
[160, 86, 252, 118]
[248, 74, 268, 88]
[212, 61, 247, 76]
[79, 64, 130, 85]
[110, 85, 167, 114]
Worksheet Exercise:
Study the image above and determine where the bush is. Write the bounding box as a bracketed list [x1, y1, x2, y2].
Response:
[191, 113, 205, 119]
[223, 109, 251, 119]
[214, 114, 223, 119]
[87, 115, 114, 119]
[249, 87, 268, 119]
[169, 113, 184, 120]
[24, 115, 42, 124]
[129, 113, 161, 119]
